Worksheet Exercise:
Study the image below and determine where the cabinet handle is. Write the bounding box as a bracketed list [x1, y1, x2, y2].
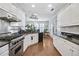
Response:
[31, 36, 33, 40]
[70, 49, 74, 52]
[72, 50, 74, 52]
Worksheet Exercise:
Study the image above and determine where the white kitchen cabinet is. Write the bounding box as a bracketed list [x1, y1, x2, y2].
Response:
[0, 44, 9, 56]
[23, 33, 38, 52]
[23, 34, 30, 52]
[0, 4, 24, 20]
[0, 50, 9, 56]
[58, 4, 79, 27]
[30, 33, 38, 45]
[53, 35, 79, 56]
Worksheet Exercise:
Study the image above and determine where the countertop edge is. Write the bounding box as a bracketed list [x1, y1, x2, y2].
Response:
[54, 34, 79, 45]
[0, 34, 25, 48]
[0, 33, 38, 48]
[0, 42, 9, 48]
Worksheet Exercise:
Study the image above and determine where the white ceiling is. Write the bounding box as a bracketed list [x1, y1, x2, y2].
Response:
[12, 3, 69, 21]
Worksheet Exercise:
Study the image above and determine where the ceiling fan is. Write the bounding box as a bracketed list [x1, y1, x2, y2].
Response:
[29, 13, 38, 19]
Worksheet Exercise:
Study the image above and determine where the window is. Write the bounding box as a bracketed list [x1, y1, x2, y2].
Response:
[34, 22, 44, 32]
[39, 23, 44, 32]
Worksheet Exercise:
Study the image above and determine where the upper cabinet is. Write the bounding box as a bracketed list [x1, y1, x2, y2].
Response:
[0, 8, 20, 22]
[57, 4, 79, 34]
[0, 3, 25, 22]
[58, 4, 79, 27]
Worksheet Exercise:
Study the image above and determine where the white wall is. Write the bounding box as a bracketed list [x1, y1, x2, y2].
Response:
[49, 20, 53, 37]
[49, 15, 57, 37]
[0, 19, 10, 33]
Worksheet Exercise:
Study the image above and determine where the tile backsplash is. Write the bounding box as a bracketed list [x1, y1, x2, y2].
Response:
[61, 25, 79, 34]
[0, 19, 9, 33]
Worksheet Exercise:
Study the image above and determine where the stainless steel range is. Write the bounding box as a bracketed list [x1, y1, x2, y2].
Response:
[9, 35, 24, 56]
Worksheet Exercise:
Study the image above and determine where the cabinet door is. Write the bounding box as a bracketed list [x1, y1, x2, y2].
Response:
[23, 43, 27, 52]
[62, 38, 79, 56]
[23, 35, 31, 52]
[0, 50, 9, 56]
[53, 35, 72, 56]
[32, 34, 38, 44]
[53, 36, 63, 55]
[53, 35, 79, 56]
[63, 43, 72, 56]
[0, 44, 8, 55]
[73, 51, 79, 56]
[30, 33, 38, 45]
[26, 35, 31, 46]
[23, 34, 38, 52]
[71, 47, 79, 56]
[59, 37, 73, 56]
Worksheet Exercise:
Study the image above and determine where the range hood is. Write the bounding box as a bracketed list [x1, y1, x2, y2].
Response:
[0, 16, 21, 22]
[0, 8, 21, 22]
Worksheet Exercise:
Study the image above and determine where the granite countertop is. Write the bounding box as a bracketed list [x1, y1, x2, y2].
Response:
[0, 32, 38, 48]
[54, 34, 79, 45]
[25, 32, 38, 35]
[0, 41, 9, 47]
[26, 32, 38, 34]
[0, 32, 25, 48]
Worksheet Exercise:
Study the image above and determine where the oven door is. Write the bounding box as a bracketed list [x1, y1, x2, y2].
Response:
[9, 40, 23, 56]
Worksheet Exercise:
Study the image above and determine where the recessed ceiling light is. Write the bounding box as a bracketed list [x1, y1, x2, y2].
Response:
[51, 8, 54, 11]
[32, 4, 35, 8]
[48, 4, 52, 8]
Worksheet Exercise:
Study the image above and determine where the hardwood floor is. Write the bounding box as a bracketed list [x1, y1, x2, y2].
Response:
[23, 35, 61, 56]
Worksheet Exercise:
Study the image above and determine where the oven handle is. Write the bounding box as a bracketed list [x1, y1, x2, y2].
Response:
[10, 40, 23, 50]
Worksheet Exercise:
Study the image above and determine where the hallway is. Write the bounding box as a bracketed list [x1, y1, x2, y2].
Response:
[23, 35, 61, 56]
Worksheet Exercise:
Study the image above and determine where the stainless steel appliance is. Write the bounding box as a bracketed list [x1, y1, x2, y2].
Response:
[9, 35, 24, 56]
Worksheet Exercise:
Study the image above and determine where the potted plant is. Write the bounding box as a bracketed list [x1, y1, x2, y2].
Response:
[25, 24, 36, 33]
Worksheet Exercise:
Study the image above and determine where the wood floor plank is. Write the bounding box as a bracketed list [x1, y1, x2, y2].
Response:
[23, 35, 61, 56]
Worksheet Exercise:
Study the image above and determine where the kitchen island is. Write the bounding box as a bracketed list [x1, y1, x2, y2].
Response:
[23, 33, 38, 52]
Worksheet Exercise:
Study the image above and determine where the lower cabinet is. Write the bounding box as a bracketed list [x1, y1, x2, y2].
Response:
[53, 35, 79, 56]
[23, 34, 30, 51]
[0, 50, 9, 56]
[30, 34, 38, 45]
[23, 33, 38, 52]
[0, 44, 9, 56]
